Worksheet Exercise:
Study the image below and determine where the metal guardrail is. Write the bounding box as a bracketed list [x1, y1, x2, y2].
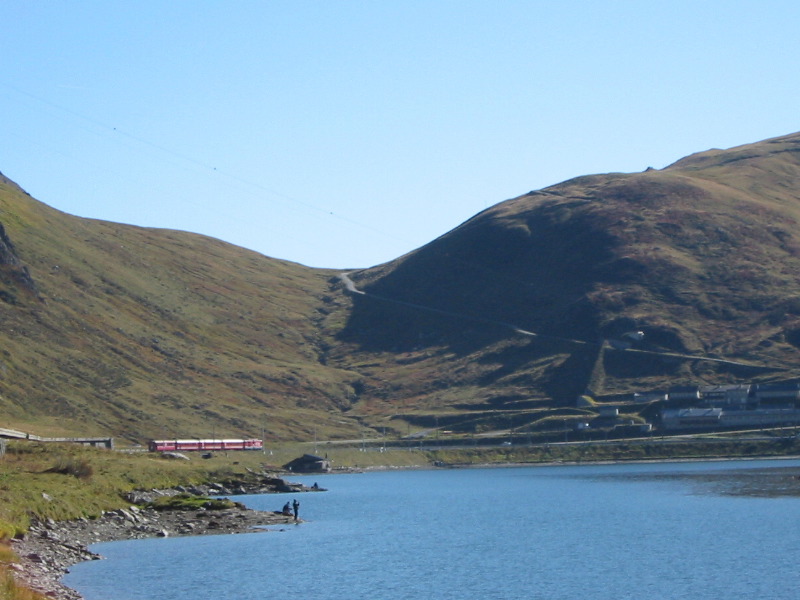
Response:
[0, 427, 36, 440]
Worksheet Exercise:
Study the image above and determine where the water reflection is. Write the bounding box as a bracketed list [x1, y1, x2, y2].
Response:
[587, 464, 800, 498]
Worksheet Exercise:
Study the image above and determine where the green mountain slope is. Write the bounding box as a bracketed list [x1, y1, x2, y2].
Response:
[3, 132, 800, 443]
[329, 133, 800, 431]
[0, 174, 361, 442]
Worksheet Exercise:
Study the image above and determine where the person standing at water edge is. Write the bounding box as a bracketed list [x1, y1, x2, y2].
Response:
[292, 499, 299, 521]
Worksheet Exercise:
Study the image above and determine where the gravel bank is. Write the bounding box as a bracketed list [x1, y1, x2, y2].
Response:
[9, 481, 316, 600]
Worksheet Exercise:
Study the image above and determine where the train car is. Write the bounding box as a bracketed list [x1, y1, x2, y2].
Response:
[148, 439, 263, 452]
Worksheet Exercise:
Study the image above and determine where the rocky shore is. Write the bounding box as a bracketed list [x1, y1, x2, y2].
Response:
[9, 479, 321, 600]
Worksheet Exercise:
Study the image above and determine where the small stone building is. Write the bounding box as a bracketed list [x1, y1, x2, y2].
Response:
[283, 453, 331, 473]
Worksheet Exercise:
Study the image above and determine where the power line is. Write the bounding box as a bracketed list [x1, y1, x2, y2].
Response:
[0, 81, 407, 245]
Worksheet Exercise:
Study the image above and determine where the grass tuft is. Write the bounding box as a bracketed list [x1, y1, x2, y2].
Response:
[1, 541, 47, 600]
[44, 457, 93, 480]
[146, 494, 239, 511]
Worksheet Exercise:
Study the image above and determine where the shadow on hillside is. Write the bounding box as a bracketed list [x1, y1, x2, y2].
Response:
[335, 206, 618, 357]
[336, 290, 512, 356]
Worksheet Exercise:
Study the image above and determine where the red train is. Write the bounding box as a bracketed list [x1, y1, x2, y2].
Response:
[148, 439, 263, 452]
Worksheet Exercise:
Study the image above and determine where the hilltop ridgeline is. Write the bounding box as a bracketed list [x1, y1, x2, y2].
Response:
[2, 133, 800, 442]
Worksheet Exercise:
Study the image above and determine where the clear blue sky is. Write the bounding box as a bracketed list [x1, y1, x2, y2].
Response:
[2, 1, 798, 269]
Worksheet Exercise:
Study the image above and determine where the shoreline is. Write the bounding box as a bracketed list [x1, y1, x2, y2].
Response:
[12, 506, 302, 600]
[361, 452, 800, 471]
[11, 454, 800, 599]
[9, 478, 316, 600]
[12, 502, 301, 600]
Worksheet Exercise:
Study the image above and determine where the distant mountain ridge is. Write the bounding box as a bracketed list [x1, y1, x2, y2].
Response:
[2, 132, 800, 443]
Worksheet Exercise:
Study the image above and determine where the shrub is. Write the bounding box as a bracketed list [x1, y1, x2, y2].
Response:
[147, 494, 238, 511]
[44, 457, 94, 481]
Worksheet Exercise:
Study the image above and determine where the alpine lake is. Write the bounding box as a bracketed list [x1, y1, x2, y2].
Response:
[65, 458, 800, 600]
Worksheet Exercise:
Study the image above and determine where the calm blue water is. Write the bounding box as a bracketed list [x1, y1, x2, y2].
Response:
[65, 459, 800, 600]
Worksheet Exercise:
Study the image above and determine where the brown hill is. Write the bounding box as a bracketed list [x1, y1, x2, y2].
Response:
[3, 132, 800, 443]
[0, 173, 362, 443]
[328, 133, 800, 432]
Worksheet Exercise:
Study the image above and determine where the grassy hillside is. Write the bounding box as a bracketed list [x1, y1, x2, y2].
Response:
[327, 133, 800, 433]
[0, 174, 362, 443]
[3, 132, 800, 444]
